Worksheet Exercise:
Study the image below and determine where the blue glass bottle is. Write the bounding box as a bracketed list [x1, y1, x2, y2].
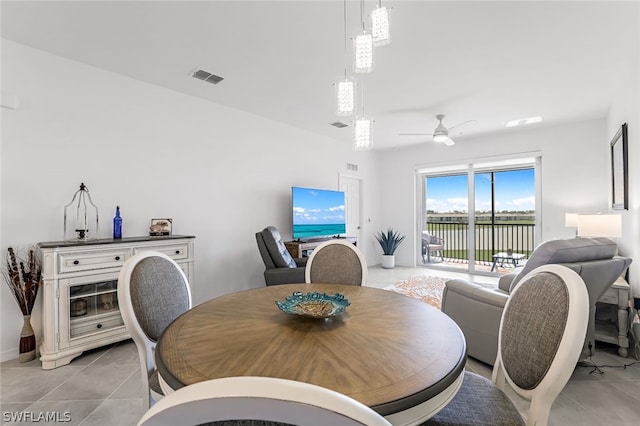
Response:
[113, 206, 122, 239]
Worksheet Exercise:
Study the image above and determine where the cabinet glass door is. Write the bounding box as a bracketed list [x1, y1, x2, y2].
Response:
[69, 279, 123, 339]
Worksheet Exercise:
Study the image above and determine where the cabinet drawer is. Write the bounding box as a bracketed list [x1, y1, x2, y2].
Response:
[134, 243, 189, 261]
[59, 250, 128, 273]
[70, 313, 124, 339]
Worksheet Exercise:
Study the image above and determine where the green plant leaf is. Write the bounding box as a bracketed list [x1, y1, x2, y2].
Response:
[375, 228, 405, 255]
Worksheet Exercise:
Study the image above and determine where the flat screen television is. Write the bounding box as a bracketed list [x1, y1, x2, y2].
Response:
[292, 186, 346, 240]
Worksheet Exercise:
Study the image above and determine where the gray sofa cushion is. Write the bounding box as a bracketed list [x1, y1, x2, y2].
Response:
[261, 226, 297, 268]
[510, 237, 617, 290]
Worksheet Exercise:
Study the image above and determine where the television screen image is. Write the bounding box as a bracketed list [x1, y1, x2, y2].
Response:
[292, 187, 346, 240]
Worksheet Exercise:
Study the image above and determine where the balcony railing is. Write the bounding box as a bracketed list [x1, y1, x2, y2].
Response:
[426, 221, 535, 264]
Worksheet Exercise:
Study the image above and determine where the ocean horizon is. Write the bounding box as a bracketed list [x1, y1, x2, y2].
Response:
[293, 224, 346, 239]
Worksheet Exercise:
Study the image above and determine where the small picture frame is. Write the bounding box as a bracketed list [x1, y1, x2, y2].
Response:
[150, 218, 172, 236]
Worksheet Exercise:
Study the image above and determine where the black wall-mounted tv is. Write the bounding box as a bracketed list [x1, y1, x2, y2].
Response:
[292, 186, 346, 240]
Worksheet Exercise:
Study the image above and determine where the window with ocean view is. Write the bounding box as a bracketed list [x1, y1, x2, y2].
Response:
[420, 159, 537, 273]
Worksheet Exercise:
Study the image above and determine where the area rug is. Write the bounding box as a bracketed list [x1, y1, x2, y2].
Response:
[384, 275, 449, 309]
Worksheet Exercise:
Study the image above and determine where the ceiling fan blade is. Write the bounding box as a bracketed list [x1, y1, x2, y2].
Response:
[443, 137, 455, 146]
[398, 133, 434, 136]
[448, 120, 478, 132]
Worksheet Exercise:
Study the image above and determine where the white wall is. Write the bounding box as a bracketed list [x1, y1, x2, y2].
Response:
[607, 25, 640, 296]
[380, 119, 611, 268]
[0, 40, 382, 360]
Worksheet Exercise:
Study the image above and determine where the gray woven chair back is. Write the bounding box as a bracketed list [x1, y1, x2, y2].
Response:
[308, 243, 363, 286]
[500, 271, 569, 390]
[130, 256, 191, 342]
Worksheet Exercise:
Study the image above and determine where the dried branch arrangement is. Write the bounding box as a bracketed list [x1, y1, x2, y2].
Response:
[3, 247, 41, 315]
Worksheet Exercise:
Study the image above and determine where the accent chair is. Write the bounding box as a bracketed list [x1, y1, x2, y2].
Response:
[256, 226, 307, 286]
[441, 237, 632, 365]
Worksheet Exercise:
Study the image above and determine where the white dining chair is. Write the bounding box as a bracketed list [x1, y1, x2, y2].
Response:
[426, 264, 589, 426]
[137, 376, 392, 426]
[305, 239, 367, 285]
[118, 251, 192, 408]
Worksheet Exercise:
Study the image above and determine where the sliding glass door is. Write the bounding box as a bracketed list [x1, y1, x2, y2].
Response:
[419, 158, 537, 274]
[474, 169, 535, 266]
[424, 174, 469, 267]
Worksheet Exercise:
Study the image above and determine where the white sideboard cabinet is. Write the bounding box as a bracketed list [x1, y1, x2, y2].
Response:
[37, 235, 195, 369]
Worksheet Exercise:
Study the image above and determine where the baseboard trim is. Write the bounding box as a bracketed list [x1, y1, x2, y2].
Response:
[0, 347, 19, 363]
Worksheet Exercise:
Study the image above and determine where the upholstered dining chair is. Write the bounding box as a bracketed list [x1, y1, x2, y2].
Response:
[118, 251, 192, 409]
[305, 239, 367, 286]
[426, 264, 589, 426]
[137, 376, 392, 426]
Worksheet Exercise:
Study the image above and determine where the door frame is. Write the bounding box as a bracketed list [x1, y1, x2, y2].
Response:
[339, 174, 364, 251]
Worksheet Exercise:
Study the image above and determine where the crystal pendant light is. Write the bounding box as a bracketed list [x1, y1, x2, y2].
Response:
[354, 116, 372, 150]
[371, 2, 391, 47]
[335, 0, 355, 116]
[335, 77, 355, 116]
[353, 76, 372, 150]
[354, 0, 374, 73]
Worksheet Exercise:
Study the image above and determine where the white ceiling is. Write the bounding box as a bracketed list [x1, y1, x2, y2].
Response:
[2, 1, 638, 151]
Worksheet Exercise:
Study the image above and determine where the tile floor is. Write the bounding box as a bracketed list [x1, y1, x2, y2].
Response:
[1, 265, 638, 425]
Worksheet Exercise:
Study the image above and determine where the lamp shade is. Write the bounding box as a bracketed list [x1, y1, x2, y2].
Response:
[565, 213, 578, 227]
[576, 214, 621, 238]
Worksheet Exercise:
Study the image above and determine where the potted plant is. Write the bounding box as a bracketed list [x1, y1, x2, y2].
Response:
[375, 228, 405, 269]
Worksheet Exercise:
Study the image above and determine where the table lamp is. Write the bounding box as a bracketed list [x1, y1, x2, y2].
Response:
[576, 214, 622, 238]
[565, 213, 579, 237]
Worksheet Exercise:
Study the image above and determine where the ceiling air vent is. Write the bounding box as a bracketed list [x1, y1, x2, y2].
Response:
[191, 69, 224, 85]
[330, 121, 348, 128]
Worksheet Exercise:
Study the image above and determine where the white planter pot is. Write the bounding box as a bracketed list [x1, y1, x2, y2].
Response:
[381, 254, 395, 269]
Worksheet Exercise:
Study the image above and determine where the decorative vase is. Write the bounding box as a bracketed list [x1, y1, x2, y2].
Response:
[19, 314, 36, 362]
[381, 254, 395, 269]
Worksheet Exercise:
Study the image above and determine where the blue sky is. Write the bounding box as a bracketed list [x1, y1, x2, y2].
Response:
[426, 169, 535, 213]
[292, 187, 345, 224]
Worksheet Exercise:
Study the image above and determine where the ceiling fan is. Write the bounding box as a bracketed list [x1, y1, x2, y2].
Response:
[399, 114, 477, 146]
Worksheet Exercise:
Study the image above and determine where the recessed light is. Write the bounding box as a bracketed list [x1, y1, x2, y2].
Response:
[506, 116, 543, 127]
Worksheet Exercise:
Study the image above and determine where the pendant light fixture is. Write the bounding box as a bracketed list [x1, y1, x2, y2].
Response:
[354, 117, 372, 150]
[371, 1, 391, 46]
[353, 0, 374, 73]
[335, 0, 355, 116]
[354, 76, 372, 150]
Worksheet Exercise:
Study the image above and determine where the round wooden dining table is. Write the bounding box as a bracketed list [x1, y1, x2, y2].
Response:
[155, 283, 467, 425]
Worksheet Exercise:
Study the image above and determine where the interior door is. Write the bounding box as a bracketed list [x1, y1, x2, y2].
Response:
[339, 175, 362, 245]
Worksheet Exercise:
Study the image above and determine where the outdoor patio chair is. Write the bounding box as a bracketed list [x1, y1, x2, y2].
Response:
[422, 231, 445, 263]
